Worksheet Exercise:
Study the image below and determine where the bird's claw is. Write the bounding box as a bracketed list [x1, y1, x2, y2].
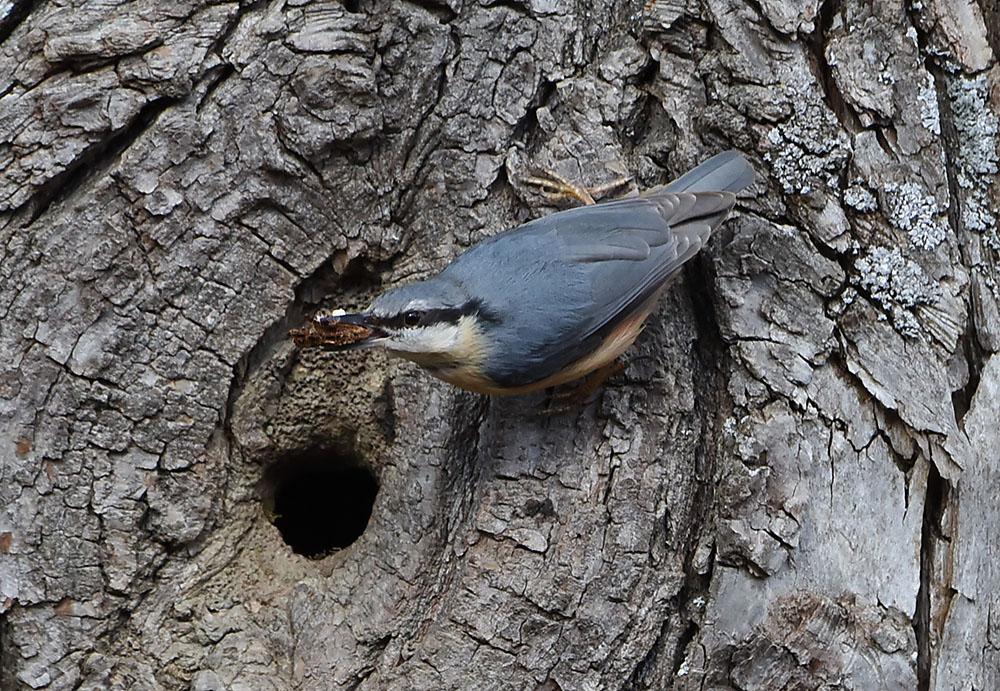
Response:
[523, 169, 632, 207]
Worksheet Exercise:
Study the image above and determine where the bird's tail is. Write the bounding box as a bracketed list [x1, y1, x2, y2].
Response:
[664, 150, 755, 194]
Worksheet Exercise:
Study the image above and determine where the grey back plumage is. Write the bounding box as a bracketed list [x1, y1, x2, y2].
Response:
[662, 149, 757, 194]
[379, 151, 755, 388]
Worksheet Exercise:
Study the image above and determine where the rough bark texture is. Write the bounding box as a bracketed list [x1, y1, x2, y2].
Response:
[1, 0, 998, 689]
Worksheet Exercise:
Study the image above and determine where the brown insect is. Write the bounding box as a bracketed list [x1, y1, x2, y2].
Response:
[289, 312, 373, 350]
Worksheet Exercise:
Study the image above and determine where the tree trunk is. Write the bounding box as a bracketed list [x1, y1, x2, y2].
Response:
[1, 0, 997, 688]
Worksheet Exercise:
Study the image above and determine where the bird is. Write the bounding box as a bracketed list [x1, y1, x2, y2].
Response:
[296, 150, 754, 396]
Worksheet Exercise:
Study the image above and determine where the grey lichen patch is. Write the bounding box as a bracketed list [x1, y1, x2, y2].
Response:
[915, 73, 942, 136]
[883, 181, 949, 250]
[844, 183, 878, 213]
[946, 74, 999, 246]
[853, 246, 942, 337]
[763, 99, 849, 196]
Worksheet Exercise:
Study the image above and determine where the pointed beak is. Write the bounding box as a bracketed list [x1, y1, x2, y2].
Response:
[317, 313, 387, 351]
[289, 311, 387, 351]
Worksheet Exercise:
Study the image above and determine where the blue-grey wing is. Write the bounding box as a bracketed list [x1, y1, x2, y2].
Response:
[552, 191, 736, 356]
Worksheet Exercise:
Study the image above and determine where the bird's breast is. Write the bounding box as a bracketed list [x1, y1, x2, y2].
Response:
[432, 302, 654, 396]
[389, 314, 496, 390]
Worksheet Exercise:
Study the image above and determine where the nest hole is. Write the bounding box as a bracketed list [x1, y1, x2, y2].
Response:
[262, 447, 378, 558]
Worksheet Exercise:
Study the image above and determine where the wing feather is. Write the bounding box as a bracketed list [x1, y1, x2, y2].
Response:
[562, 190, 736, 348]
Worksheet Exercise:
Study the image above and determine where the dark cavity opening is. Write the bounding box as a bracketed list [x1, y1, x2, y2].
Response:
[262, 448, 378, 558]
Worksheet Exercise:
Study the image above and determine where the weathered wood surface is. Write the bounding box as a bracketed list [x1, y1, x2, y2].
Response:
[1, 0, 997, 689]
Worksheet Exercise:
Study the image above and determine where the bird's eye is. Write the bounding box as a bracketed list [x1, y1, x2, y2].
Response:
[403, 310, 424, 327]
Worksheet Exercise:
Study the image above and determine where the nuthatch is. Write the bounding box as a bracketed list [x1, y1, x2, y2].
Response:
[309, 151, 754, 395]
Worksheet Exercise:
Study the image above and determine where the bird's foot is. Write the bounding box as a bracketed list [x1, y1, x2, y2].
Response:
[538, 360, 627, 415]
[523, 169, 632, 207]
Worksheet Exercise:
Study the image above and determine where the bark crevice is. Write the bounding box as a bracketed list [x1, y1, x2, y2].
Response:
[23, 95, 178, 222]
[915, 462, 949, 691]
[0, 0, 39, 45]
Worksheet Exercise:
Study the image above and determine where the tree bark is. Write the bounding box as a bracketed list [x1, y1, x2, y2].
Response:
[1, 0, 997, 689]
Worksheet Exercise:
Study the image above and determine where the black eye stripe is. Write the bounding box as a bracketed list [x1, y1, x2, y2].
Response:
[371, 299, 491, 329]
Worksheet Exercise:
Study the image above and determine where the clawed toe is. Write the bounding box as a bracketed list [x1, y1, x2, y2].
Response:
[523, 169, 632, 207]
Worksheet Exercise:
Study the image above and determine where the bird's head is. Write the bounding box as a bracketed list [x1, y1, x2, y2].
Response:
[317, 279, 491, 368]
